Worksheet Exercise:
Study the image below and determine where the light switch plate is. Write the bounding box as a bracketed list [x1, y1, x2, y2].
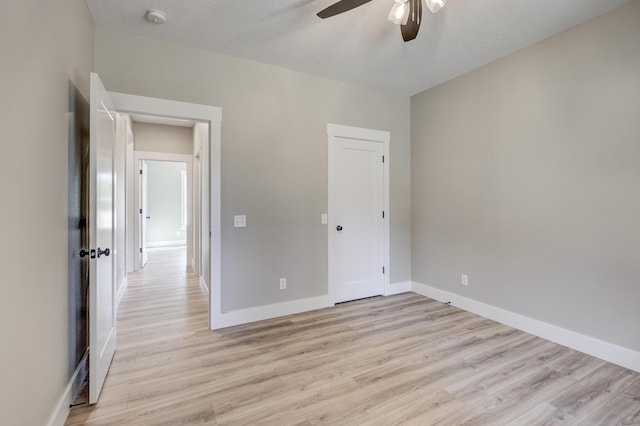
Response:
[234, 215, 246, 228]
[321, 213, 328, 225]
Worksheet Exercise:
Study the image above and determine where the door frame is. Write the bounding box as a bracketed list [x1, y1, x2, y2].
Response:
[110, 92, 222, 330]
[139, 159, 148, 269]
[327, 123, 390, 304]
[133, 153, 193, 270]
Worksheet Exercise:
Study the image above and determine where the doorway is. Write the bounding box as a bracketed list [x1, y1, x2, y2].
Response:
[139, 160, 189, 268]
[134, 153, 193, 272]
[109, 91, 221, 330]
[328, 124, 390, 304]
[80, 75, 222, 405]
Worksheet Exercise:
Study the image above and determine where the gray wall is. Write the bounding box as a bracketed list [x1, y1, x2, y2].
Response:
[146, 161, 188, 245]
[133, 121, 194, 155]
[0, 1, 95, 425]
[96, 28, 411, 312]
[411, 1, 640, 352]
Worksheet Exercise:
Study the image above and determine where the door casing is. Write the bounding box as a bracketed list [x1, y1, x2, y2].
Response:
[139, 159, 149, 268]
[110, 92, 222, 330]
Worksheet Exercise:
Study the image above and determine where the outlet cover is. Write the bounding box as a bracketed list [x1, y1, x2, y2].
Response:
[279, 278, 287, 290]
[461, 274, 469, 286]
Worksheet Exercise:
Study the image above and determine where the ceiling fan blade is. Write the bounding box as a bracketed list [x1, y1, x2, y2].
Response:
[317, 0, 373, 19]
[401, 0, 422, 42]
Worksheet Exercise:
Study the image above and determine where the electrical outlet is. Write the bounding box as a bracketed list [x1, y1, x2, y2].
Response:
[279, 278, 287, 290]
[461, 274, 469, 287]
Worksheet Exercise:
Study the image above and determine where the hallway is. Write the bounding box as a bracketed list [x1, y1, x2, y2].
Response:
[65, 247, 212, 425]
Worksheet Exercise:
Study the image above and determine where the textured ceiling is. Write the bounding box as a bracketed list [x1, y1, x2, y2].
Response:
[86, 0, 632, 96]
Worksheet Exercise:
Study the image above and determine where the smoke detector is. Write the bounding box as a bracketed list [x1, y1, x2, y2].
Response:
[145, 9, 167, 24]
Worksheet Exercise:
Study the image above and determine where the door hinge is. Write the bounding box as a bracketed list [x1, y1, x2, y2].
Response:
[382, 155, 385, 163]
[382, 211, 385, 219]
[139, 247, 142, 253]
[209, 231, 212, 238]
[382, 266, 385, 274]
[139, 208, 142, 214]
[139, 169, 143, 175]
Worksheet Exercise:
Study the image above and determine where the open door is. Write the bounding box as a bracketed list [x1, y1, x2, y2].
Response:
[89, 73, 116, 404]
[140, 160, 149, 268]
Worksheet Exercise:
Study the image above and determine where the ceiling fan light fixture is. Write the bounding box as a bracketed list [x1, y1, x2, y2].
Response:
[388, 0, 410, 25]
[425, 0, 448, 14]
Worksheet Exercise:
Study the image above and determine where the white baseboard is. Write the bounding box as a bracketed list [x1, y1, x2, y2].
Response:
[411, 281, 640, 373]
[385, 280, 412, 296]
[115, 276, 128, 308]
[46, 356, 86, 426]
[212, 295, 333, 330]
[199, 276, 209, 295]
[147, 240, 186, 248]
[210, 283, 413, 330]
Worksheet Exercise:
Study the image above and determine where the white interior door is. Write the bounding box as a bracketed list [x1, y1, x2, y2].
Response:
[330, 133, 385, 303]
[89, 73, 116, 404]
[140, 160, 149, 268]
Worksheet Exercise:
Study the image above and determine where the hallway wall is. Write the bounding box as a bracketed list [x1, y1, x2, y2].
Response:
[146, 161, 188, 246]
[133, 121, 194, 155]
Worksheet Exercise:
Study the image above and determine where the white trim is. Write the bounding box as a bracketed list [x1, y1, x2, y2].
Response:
[384, 280, 412, 296]
[109, 92, 222, 331]
[211, 295, 332, 330]
[147, 240, 187, 248]
[411, 281, 640, 373]
[327, 123, 390, 304]
[328, 123, 389, 143]
[115, 276, 128, 308]
[209, 109, 222, 331]
[199, 276, 209, 295]
[46, 357, 86, 426]
[125, 116, 136, 273]
[110, 93, 222, 124]
[133, 152, 194, 162]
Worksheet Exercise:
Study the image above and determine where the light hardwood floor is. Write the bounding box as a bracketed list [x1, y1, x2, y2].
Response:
[66, 247, 640, 425]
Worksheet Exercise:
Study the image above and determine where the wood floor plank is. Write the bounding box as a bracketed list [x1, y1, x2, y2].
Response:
[506, 402, 579, 425]
[549, 363, 638, 420]
[578, 392, 640, 425]
[624, 375, 640, 397]
[65, 247, 640, 425]
[444, 340, 572, 405]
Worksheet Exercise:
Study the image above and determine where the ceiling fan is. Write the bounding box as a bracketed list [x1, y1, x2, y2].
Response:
[317, 0, 448, 42]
